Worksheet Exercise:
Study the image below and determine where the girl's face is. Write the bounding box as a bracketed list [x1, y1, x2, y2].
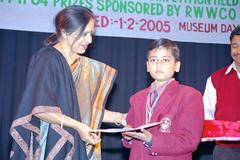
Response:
[146, 48, 180, 86]
[64, 19, 95, 55]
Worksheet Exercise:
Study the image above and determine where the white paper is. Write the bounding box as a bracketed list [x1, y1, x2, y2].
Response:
[91, 121, 162, 133]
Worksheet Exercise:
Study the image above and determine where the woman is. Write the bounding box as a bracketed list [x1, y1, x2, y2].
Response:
[10, 5, 125, 160]
[65, 6, 126, 160]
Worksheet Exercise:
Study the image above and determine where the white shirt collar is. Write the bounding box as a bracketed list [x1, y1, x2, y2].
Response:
[225, 62, 240, 78]
[150, 78, 174, 94]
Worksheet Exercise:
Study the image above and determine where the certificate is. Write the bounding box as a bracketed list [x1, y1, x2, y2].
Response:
[91, 121, 161, 133]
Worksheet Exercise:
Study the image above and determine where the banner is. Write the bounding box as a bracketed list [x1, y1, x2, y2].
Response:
[0, 0, 240, 44]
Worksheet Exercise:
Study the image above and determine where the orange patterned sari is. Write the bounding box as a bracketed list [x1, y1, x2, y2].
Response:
[71, 56, 117, 159]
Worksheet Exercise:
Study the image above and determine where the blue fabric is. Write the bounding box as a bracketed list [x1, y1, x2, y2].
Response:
[40, 120, 49, 160]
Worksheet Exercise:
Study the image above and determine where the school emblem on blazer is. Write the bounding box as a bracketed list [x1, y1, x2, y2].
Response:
[160, 117, 171, 133]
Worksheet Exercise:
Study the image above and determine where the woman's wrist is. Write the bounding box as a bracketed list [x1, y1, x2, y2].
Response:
[115, 112, 127, 126]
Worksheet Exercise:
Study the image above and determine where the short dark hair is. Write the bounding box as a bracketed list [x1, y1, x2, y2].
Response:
[230, 26, 240, 42]
[148, 38, 180, 61]
[45, 5, 94, 45]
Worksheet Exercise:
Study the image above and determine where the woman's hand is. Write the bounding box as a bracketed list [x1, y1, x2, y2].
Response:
[76, 123, 101, 145]
[120, 113, 127, 126]
[103, 110, 127, 126]
[35, 113, 101, 145]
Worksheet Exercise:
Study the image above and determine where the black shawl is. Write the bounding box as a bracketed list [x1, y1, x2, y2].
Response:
[10, 46, 87, 160]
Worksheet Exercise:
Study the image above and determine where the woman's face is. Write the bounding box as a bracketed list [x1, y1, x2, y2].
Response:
[65, 19, 95, 55]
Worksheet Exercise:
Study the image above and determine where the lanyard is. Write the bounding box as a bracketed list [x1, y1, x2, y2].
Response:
[145, 92, 160, 124]
[145, 79, 173, 124]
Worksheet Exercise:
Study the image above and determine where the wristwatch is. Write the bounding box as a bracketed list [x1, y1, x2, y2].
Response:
[143, 140, 152, 148]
